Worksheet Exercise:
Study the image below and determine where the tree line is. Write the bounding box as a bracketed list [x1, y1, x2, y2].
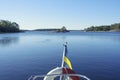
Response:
[84, 23, 120, 32]
[35, 26, 69, 32]
[0, 20, 20, 33]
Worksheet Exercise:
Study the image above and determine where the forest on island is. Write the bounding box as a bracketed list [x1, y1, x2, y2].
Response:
[0, 20, 20, 33]
[84, 23, 120, 32]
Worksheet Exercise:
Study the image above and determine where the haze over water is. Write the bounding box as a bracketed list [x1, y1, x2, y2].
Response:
[0, 31, 120, 80]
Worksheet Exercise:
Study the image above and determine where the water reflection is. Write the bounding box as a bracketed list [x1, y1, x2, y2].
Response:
[41, 39, 51, 43]
[0, 37, 19, 47]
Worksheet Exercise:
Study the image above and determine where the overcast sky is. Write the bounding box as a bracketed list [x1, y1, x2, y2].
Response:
[0, 0, 120, 30]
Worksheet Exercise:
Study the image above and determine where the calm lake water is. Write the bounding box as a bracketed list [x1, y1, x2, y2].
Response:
[0, 31, 120, 80]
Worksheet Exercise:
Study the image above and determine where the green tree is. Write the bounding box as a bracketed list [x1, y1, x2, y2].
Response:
[56, 26, 69, 32]
[0, 20, 20, 33]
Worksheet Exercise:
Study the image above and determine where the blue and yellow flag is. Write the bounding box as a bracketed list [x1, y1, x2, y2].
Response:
[64, 56, 72, 70]
[64, 44, 73, 70]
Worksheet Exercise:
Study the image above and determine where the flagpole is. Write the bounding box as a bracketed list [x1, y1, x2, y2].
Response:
[61, 44, 65, 67]
[61, 42, 67, 67]
[60, 42, 67, 80]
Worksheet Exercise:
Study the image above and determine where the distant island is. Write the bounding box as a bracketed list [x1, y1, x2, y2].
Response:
[84, 23, 120, 32]
[0, 20, 20, 33]
[35, 26, 69, 32]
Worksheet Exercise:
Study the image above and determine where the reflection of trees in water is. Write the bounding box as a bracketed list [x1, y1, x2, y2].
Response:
[0, 37, 19, 46]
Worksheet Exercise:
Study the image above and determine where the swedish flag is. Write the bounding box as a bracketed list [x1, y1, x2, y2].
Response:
[64, 56, 72, 70]
[64, 44, 73, 70]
